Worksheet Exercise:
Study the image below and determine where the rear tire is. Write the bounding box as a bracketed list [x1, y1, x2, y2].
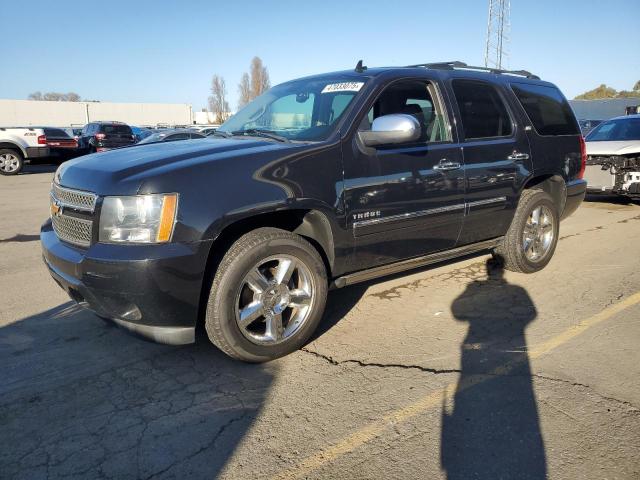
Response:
[0, 149, 24, 175]
[205, 227, 328, 362]
[494, 189, 559, 273]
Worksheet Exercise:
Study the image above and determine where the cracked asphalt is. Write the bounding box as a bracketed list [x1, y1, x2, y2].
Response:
[1, 164, 639, 479]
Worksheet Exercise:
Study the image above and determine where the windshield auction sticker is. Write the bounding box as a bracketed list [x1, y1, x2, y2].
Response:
[321, 82, 364, 94]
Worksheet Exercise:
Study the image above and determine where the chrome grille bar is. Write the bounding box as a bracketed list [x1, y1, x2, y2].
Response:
[52, 183, 98, 212]
[51, 214, 93, 248]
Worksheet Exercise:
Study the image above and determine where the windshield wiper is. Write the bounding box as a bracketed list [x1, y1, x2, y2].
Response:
[231, 129, 290, 143]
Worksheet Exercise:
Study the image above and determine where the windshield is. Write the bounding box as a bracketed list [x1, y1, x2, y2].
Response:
[218, 76, 368, 142]
[586, 118, 640, 141]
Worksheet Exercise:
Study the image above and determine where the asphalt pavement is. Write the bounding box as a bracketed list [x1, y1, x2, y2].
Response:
[1, 164, 639, 479]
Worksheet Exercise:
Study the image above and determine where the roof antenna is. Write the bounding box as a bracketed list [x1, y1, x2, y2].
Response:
[355, 59, 367, 73]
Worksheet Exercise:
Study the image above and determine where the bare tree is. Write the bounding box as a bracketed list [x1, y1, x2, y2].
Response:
[27, 91, 43, 101]
[65, 92, 81, 102]
[238, 72, 252, 109]
[250, 56, 270, 98]
[236, 57, 271, 110]
[208, 75, 230, 124]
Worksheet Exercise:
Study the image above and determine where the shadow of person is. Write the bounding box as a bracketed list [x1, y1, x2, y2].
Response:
[441, 258, 547, 480]
[0, 303, 275, 479]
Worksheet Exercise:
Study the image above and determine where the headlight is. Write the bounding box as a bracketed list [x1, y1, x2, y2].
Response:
[99, 194, 178, 243]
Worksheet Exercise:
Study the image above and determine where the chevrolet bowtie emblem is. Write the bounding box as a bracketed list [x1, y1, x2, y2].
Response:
[50, 200, 63, 217]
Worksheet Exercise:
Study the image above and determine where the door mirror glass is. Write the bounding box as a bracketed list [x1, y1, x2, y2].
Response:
[358, 114, 421, 147]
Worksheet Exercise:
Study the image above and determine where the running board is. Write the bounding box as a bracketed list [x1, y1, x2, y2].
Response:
[332, 237, 503, 288]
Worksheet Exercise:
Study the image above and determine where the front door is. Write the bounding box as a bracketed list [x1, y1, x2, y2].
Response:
[343, 79, 466, 271]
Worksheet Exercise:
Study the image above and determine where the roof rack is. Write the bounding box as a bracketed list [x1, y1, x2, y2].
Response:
[406, 61, 540, 80]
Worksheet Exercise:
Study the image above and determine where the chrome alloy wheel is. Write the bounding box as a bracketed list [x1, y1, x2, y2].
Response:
[235, 255, 314, 345]
[0, 153, 20, 173]
[522, 205, 554, 262]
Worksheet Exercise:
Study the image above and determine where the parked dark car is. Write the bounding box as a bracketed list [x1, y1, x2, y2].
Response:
[136, 129, 205, 144]
[77, 122, 136, 153]
[43, 127, 79, 162]
[42, 61, 586, 362]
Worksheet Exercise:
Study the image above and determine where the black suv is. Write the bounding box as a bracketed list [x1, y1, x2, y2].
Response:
[41, 61, 587, 362]
[77, 121, 136, 153]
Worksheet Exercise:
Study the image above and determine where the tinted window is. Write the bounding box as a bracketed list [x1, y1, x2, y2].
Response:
[511, 83, 579, 136]
[586, 118, 640, 141]
[190, 133, 205, 139]
[452, 80, 513, 139]
[99, 124, 132, 135]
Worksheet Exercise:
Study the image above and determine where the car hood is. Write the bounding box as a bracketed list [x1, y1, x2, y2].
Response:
[585, 140, 640, 156]
[55, 138, 302, 195]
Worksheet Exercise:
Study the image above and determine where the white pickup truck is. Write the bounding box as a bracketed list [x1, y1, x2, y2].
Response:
[0, 127, 50, 175]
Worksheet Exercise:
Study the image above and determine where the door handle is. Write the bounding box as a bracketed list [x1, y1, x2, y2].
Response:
[433, 159, 461, 171]
[507, 152, 530, 161]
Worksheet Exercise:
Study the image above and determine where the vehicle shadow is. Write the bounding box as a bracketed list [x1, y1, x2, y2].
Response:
[19, 163, 58, 175]
[584, 193, 636, 205]
[311, 251, 495, 342]
[0, 303, 276, 479]
[440, 258, 547, 479]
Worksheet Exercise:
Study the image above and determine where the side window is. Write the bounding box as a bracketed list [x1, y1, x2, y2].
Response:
[511, 83, 579, 136]
[360, 80, 450, 143]
[452, 80, 513, 140]
[330, 94, 354, 123]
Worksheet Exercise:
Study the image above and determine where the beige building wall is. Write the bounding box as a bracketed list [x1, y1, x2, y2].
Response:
[0, 99, 193, 127]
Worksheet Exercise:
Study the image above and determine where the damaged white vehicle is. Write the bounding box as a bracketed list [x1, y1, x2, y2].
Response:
[584, 114, 640, 199]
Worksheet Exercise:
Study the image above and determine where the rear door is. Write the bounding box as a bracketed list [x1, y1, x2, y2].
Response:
[447, 78, 532, 245]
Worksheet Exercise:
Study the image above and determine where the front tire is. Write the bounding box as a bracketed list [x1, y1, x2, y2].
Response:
[494, 189, 559, 273]
[0, 149, 24, 175]
[205, 227, 328, 362]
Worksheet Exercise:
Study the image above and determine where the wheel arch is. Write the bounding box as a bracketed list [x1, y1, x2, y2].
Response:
[0, 142, 27, 157]
[522, 174, 567, 214]
[196, 207, 336, 328]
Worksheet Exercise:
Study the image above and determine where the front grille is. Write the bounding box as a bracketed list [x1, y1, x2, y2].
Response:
[51, 214, 93, 247]
[52, 183, 97, 212]
[50, 183, 97, 248]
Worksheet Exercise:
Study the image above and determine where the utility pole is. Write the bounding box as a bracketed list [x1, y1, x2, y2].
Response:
[484, 0, 510, 70]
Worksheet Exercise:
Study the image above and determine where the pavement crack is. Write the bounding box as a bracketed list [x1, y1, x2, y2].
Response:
[530, 372, 640, 411]
[300, 347, 461, 375]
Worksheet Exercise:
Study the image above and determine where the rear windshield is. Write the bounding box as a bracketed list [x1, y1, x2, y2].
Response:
[44, 128, 71, 138]
[99, 124, 132, 135]
[511, 83, 579, 136]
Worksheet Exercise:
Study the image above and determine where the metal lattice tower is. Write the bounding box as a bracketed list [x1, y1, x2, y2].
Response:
[484, 0, 510, 70]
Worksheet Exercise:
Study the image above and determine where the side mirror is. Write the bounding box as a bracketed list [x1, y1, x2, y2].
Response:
[358, 114, 421, 147]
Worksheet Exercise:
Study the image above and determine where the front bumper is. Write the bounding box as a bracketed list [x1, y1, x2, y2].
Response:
[561, 179, 587, 220]
[41, 220, 212, 345]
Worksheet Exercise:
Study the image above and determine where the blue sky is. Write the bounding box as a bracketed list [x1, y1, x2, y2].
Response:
[2, 0, 639, 111]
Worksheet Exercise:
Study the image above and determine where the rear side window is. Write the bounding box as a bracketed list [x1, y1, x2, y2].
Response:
[452, 80, 513, 139]
[511, 83, 579, 136]
[100, 124, 132, 135]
